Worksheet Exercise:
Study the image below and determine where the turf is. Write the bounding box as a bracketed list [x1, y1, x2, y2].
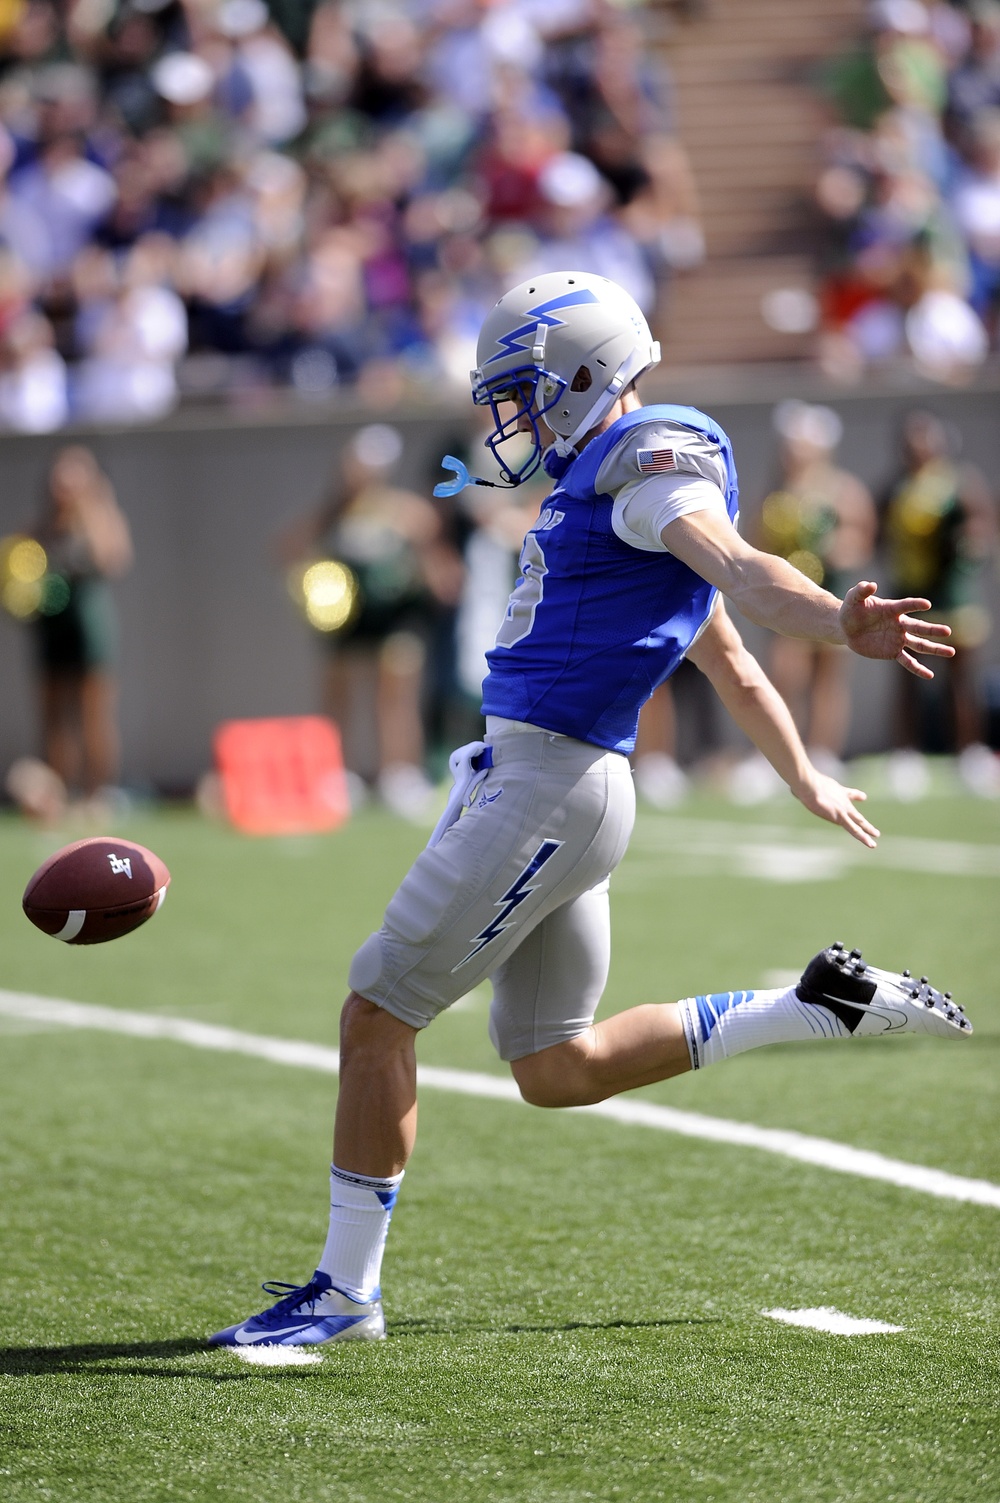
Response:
[0, 777, 997, 1502]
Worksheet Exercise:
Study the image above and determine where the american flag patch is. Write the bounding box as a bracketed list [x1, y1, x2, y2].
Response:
[637, 447, 676, 473]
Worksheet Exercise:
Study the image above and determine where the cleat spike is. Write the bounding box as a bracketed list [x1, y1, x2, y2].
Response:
[902, 969, 911, 978]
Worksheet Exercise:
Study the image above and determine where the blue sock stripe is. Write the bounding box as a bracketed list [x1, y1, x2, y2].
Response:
[694, 989, 755, 1042]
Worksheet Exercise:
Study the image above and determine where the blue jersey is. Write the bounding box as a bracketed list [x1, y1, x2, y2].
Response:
[480, 404, 740, 754]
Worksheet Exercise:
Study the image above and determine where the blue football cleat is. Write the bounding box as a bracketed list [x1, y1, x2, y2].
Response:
[208, 1271, 385, 1346]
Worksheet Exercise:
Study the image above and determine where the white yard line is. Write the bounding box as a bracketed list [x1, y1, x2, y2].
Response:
[762, 1308, 905, 1336]
[624, 817, 1000, 883]
[1, 987, 998, 1211]
[230, 1346, 323, 1366]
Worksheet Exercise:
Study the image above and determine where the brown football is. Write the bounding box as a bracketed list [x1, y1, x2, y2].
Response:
[22, 837, 171, 945]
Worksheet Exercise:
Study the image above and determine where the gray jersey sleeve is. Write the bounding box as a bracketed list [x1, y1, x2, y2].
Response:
[595, 418, 728, 496]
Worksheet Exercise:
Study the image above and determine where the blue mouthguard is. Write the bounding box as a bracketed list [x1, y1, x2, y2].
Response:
[433, 456, 498, 497]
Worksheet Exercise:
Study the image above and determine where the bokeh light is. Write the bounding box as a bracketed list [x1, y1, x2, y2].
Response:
[288, 560, 360, 633]
[0, 536, 48, 619]
[2, 579, 43, 619]
[760, 493, 801, 543]
[786, 549, 824, 585]
[39, 575, 72, 616]
[5, 537, 47, 584]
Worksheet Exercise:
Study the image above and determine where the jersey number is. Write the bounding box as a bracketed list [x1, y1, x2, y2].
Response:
[495, 508, 564, 649]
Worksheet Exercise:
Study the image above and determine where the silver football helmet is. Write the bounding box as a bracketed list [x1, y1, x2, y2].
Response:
[471, 271, 661, 485]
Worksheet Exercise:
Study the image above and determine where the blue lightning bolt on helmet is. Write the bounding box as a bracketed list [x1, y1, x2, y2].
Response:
[468, 271, 661, 487]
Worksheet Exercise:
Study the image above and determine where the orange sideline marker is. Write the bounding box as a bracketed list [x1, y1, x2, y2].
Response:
[214, 716, 350, 835]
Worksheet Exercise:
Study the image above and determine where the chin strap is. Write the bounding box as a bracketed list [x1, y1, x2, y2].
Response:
[564, 369, 630, 451]
[546, 340, 662, 468]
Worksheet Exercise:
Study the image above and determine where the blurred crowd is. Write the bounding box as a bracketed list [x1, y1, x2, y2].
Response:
[816, 0, 1000, 379]
[0, 0, 701, 431]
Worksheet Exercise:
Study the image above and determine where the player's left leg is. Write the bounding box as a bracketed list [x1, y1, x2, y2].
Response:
[209, 729, 635, 1347]
[511, 943, 971, 1109]
[208, 995, 414, 1349]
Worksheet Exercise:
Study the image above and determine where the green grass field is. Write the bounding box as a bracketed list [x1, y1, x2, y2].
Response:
[1, 775, 997, 1503]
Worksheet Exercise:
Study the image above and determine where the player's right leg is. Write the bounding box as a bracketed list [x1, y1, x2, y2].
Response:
[509, 942, 970, 1109]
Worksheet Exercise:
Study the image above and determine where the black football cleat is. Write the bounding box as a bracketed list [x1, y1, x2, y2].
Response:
[796, 942, 972, 1038]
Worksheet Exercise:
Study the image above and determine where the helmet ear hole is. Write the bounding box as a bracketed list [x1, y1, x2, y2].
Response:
[570, 365, 593, 393]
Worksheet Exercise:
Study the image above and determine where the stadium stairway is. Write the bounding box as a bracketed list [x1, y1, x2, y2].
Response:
[656, 0, 866, 367]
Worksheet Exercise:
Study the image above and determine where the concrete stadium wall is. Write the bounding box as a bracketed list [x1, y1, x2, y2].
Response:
[1, 379, 998, 792]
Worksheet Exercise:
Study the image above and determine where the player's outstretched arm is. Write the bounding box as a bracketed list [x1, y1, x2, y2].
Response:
[663, 512, 954, 675]
[686, 602, 880, 848]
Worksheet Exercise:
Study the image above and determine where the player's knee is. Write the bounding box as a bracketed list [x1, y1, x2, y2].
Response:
[511, 1064, 568, 1108]
[339, 992, 413, 1062]
[510, 1036, 595, 1108]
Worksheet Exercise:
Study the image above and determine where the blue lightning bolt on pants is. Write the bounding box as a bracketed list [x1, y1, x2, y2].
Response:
[348, 727, 636, 1061]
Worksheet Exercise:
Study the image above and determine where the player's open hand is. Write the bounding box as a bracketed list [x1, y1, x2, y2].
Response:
[793, 770, 880, 849]
[839, 581, 954, 679]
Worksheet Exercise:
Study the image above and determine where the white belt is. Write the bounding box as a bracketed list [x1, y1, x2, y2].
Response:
[427, 741, 494, 848]
[429, 721, 570, 848]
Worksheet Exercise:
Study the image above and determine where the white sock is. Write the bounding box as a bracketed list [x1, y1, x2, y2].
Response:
[317, 1164, 403, 1302]
[678, 985, 849, 1069]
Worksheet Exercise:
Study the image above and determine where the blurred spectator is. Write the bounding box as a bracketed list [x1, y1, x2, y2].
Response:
[946, 0, 1000, 130]
[633, 681, 688, 808]
[75, 233, 188, 420]
[0, 0, 691, 424]
[215, 0, 307, 147]
[822, 0, 947, 131]
[880, 408, 1000, 796]
[280, 423, 463, 817]
[816, 0, 1000, 373]
[29, 445, 133, 804]
[0, 308, 68, 430]
[543, 6, 704, 273]
[949, 105, 1000, 334]
[523, 149, 655, 310]
[754, 401, 877, 774]
[6, 129, 117, 279]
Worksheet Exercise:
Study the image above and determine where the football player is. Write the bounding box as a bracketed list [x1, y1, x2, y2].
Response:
[210, 272, 970, 1349]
